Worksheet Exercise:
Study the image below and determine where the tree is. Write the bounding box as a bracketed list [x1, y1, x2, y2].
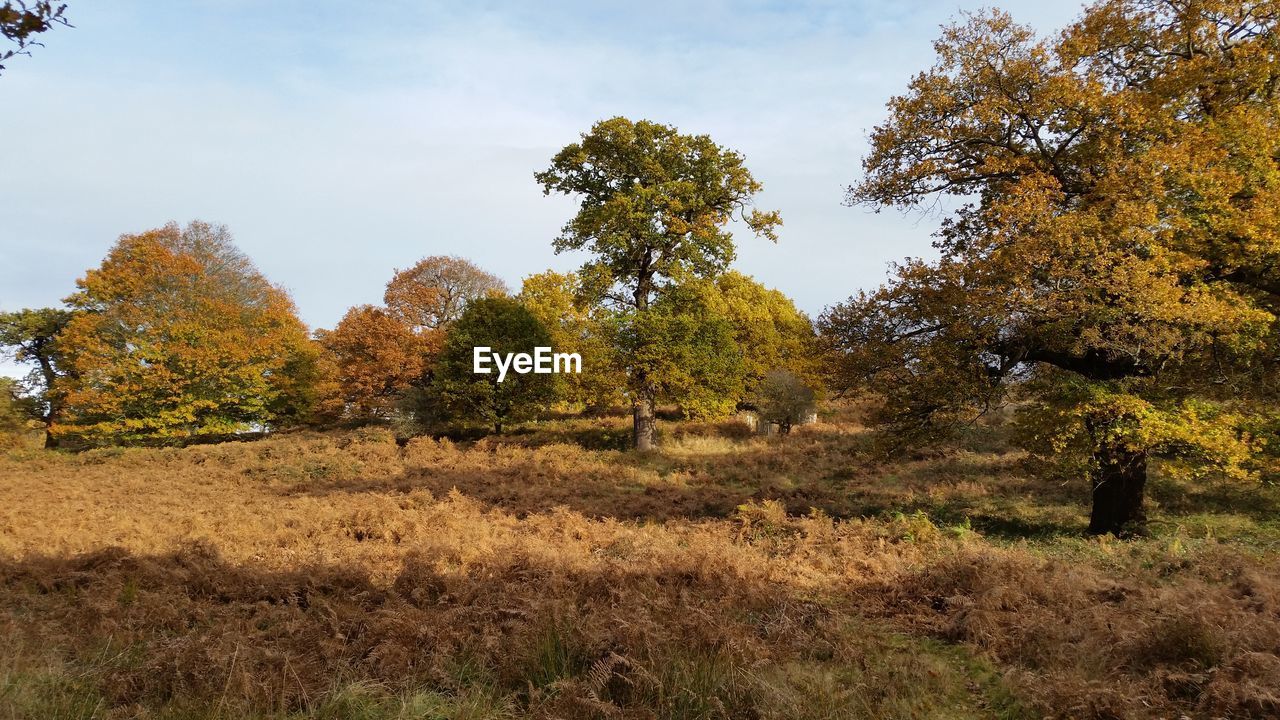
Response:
[692, 271, 820, 407]
[1, 1, 69, 74]
[616, 287, 745, 422]
[518, 270, 626, 412]
[432, 297, 556, 434]
[823, 0, 1280, 535]
[384, 255, 509, 333]
[54, 221, 320, 444]
[537, 116, 781, 449]
[754, 370, 817, 436]
[0, 307, 72, 447]
[317, 305, 428, 422]
[0, 377, 35, 447]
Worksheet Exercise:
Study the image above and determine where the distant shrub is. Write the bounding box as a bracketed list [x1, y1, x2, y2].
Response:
[754, 370, 817, 435]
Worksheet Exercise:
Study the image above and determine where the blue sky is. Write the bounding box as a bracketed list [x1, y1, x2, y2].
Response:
[0, 0, 1086, 366]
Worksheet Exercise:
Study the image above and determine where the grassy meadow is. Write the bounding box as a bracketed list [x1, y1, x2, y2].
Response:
[1, 408, 1278, 719]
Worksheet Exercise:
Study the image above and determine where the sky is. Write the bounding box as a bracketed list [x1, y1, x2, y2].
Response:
[0, 0, 1088, 377]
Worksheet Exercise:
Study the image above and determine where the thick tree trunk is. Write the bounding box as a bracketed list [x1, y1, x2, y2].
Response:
[1087, 443, 1148, 536]
[631, 271, 656, 452]
[633, 394, 655, 451]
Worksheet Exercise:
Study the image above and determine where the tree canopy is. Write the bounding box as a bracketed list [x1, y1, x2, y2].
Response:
[384, 255, 509, 333]
[317, 305, 429, 422]
[432, 296, 556, 433]
[518, 270, 626, 412]
[617, 286, 745, 422]
[54, 221, 319, 444]
[0, 307, 72, 446]
[754, 370, 817, 436]
[0, 377, 35, 447]
[692, 271, 820, 405]
[823, 0, 1280, 535]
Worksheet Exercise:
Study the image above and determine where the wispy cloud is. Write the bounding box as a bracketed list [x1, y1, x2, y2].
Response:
[0, 0, 1087, 353]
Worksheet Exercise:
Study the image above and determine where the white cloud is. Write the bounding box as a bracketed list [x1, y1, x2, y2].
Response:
[0, 0, 1088, 385]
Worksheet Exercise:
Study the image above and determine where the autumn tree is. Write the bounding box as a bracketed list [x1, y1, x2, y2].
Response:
[0, 377, 34, 447]
[823, 0, 1280, 535]
[384, 255, 509, 333]
[518, 270, 626, 412]
[1, 1, 69, 74]
[537, 117, 781, 449]
[316, 255, 501, 424]
[432, 296, 556, 434]
[692, 271, 820, 407]
[0, 307, 72, 447]
[317, 305, 427, 422]
[54, 221, 320, 444]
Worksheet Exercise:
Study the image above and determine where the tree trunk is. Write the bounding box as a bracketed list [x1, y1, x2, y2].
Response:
[631, 266, 656, 451]
[41, 408, 59, 449]
[1087, 442, 1148, 536]
[633, 394, 655, 451]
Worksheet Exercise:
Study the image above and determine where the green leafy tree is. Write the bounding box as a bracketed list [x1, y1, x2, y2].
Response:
[616, 287, 745, 422]
[823, 0, 1280, 535]
[537, 117, 780, 449]
[0, 307, 72, 447]
[433, 297, 556, 434]
[0, 377, 35, 447]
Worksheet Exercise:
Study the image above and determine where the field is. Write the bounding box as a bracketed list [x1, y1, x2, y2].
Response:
[1, 410, 1278, 719]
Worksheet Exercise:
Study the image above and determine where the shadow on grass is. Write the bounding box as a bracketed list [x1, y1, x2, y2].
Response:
[0, 544, 1023, 720]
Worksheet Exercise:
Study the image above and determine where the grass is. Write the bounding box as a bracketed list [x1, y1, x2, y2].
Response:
[0, 409, 1278, 718]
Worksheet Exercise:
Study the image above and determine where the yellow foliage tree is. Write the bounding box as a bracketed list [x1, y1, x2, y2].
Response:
[822, 0, 1280, 535]
[518, 270, 626, 412]
[691, 271, 821, 408]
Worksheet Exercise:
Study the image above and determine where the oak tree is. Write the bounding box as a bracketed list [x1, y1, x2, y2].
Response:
[614, 286, 745, 423]
[824, 0, 1280, 535]
[1, 1, 69, 74]
[537, 117, 780, 449]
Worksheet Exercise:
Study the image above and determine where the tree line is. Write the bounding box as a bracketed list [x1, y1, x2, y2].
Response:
[5, 0, 1280, 536]
[1, 118, 820, 451]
